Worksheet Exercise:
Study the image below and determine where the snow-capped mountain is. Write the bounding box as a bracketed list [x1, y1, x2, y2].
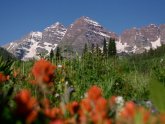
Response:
[3, 23, 67, 60]
[2, 16, 165, 60]
[119, 24, 163, 54]
[59, 16, 117, 56]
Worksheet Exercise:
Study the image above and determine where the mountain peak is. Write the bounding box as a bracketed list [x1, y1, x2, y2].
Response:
[2, 16, 165, 60]
[149, 24, 157, 27]
[44, 22, 64, 31]
[76, 16, 101, 27]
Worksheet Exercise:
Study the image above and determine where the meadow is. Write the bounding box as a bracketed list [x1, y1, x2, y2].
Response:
[0, 45, 165, 123]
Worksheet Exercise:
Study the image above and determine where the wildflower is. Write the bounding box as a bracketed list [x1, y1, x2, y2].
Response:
[42, 98, 62, 119]
[120, 101, 135, 119]
[143, 110, 150, 124]
[87, 85, 102, 101]
[26, 110, 38, 124]
[91, 97, 108, 123]
[14, 89, 38, 123]
[160, 113, 165, 124]
[44, 107, 61, 119]
[95, 97, 107, 114]
[57, 64, 62, 68]
[50, 119, 64, 124]
[80, 98, 92, 112]
[116, 96, 124, 112]
[13, 69, 20, 78]
[109, 96, 116, 107]
[67, 101, 79, 115]
[0, 72, 7, 83]
[32, 59, 56, 85]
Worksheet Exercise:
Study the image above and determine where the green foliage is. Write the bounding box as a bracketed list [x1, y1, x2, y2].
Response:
[96, 44, 101, 56]
[0, 56, 13, 75]
[49, 49, 54, 61]
[55, 46, 62, 61]
[83, 43, 88, 55]
[91, 43, 95, 53]
[2, 42, 165, 113]
[108, 38, 117, 57]
[149, 78, 165, 112]
[153, 60, 165, 86]
[0, 47, 16, 60]
[103, 38, 107, 56]
[111, 76, 135, 100]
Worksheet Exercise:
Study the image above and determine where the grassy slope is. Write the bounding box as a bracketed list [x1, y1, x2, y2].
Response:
[149, 78, 165, 112]
[10, 45, 165, 112]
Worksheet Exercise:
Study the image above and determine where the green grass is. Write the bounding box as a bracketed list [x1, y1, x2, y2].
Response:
[2, 45, 165, 112]
[149, 78, 165, 112]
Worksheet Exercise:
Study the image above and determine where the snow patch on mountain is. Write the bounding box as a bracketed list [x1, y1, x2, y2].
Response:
[7, 42, 18, 50]
[84, 17, 101, 27]
[30, 32, 42, 39]
[23, 40, 39, 60]
[93, 31, 110, 38]
[132, 45, 137, 53]
[44, 22, 60, 31]
[144, 46, 151, 51]
[151, 37, 161, 49]
[40, 42, 57, 54]
[116, 38, 128, 53]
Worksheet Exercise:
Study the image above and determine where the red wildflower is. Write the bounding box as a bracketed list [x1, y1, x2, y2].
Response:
[42, 98, 50, 108]
[42, 98, 62, 119]
[120, 101, 135, 119]
[95, 97, 107, 115]
[32, 59, 56, 85]
[87, 85, 102, 101]
[44, 107, 61, 119]
[80, 98, 92, 112]
[143, 110, 150, 124]
[14, 89, 38, 123]
[0, 72, 7, 83]
[50, 119, 64, 124]
[67, 101, 79, 115]
[160, 113, 165, 124]
[109, 96, 116, 107]
[26, 110, 38, 124]
[91, 97, 107, 123]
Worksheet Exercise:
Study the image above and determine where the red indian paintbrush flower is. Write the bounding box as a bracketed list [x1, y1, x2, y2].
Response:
[32, 59, 56, 85]
[0, 72, 8, 83]
[120, 101, 136, 119]
[87, 85, 102, 101]
[42, 98, 62, 119]
[14, 89, 38, 123]
[67, 101, 79, 115]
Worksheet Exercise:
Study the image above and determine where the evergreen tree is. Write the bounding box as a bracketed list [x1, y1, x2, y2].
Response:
[96, 44, 101, 56]
[108, 38, 117, 57]
[56, 46, 61, 60]
[91, 43, 95, 53]
[83, 43, 88, 55]
[103, 38, 107, 56]
[49, 49, 54, 60]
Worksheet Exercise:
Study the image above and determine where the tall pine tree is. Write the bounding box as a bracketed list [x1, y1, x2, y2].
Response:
[108, 38, 117, 57]
[91, 43, 95, 53]
[56, 46, 61, 60]
[49, 49, 54, 60]
[83, 43, 88, 55]
[103, 38, 107, 56]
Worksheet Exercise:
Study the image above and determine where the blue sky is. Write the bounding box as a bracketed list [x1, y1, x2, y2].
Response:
[0, 0, 165, 46]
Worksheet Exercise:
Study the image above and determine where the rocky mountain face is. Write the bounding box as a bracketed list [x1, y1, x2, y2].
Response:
[2, 16, 165, 60]
[120, 24, 162, 53]
[3, 23, 66, 60]
[59, 16, 117, 56]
